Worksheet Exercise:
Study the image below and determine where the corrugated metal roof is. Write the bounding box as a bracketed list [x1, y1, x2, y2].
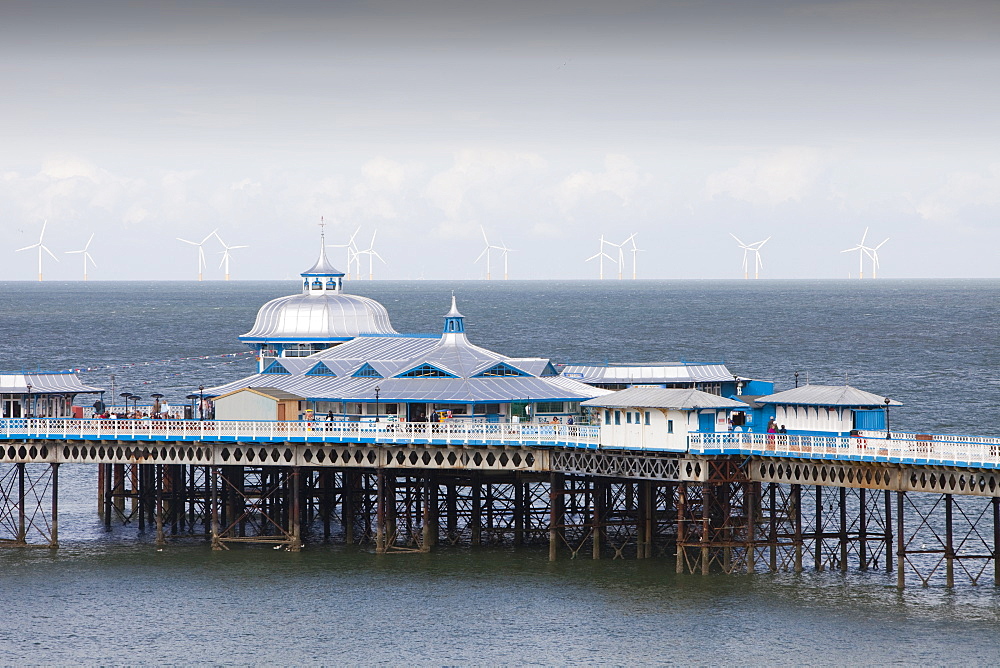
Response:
[561, 363, 734, 384]
[756, 385, 901, 407]
[207, 331, 611, 404]
[0, 372, 103, 394]
[582, 387, 746, 409]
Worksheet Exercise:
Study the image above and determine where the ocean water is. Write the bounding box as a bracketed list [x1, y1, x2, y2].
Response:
[2, 279, 1000, 665]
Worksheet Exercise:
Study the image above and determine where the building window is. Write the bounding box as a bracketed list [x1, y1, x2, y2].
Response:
[398, 364, 457, 378]
[605, 410, 611, 423]
[262, 361, 290, 375]
[667, 419, 674, 434]
[306, 362, 336, 376]
[475, 363, 528, 377]
[614, 411, 621, 425]
[644, 411, 650, 426]
[353, 363, 383, 378]
[626, 411, 632, 424]
[433, 404, 468, 415]
[473, 403, 501, 415]
[535, 401, 564, 414]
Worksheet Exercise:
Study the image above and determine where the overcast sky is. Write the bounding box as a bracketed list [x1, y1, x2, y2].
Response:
[1, 0, 998, 280]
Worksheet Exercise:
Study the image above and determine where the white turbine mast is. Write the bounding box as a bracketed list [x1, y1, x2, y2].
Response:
[868, 237, 890, 279]
[475, 226, 504, 280]
[176, 228, 218, 281]
[496, 240, 515, 280]
[730, 233, 771, 279]
[65, 232, 97, 281]
[585, 235, 617, 280]
[627, 233, 642, 280]
[326, 225, 360, 278]
[215, 232, 249, 281]
[15, 220, 58, 282]
[356, 230, 385, 280]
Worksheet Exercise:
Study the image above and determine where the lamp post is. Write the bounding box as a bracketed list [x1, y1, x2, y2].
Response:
[374, 386, 380, 423]
[199, 385, 205, 420]
[794, 372, 800, 388]
[185, 394, 199, 420]
[25, 383, 32, 419]
[132, 395, 142, 416]
[150, 392, 164, 418]
[119, 392, 132, 417]
[884, 397, 891, 440]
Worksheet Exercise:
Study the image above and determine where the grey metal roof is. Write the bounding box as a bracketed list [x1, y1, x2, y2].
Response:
[561, 363, 734, 384]
[755, 385, 901, 407]
[240, 292, 398, 341]
[302, 241, 344, 276]
[582, 387, 747, 410]
[0, 372, 103, 394]
[209, 332, 610, 404]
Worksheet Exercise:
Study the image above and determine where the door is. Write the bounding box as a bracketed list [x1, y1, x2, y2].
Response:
[408, 403, 427, 422]
[277, 403, 286, 421]
[698, 411, 715, 432]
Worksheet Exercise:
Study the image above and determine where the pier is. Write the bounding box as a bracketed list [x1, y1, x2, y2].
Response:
[2, 417, 999, 588]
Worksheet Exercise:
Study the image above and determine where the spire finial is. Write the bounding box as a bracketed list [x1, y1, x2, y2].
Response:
[319, 216, 326, 242]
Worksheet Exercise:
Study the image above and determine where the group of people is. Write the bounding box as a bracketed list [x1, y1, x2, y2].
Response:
[766, 418, 787, 434]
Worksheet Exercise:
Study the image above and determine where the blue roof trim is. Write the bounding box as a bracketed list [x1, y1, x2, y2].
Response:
[239, 333, 438, 343]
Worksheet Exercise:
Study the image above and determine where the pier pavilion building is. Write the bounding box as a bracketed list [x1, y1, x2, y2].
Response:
[213, 249, 606, 422]
[0, 371, 101, 418]
[560, 362, 773, 398]
[750, 384, 901, 436]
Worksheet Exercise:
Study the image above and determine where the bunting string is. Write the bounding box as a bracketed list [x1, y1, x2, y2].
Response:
[63, 350, 256, 374]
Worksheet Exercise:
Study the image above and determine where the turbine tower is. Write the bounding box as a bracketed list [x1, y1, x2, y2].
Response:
[327, 226, 360, 279]
[627, 233, 642, 279]
[15, 220, 58, 281]
[868, 237, 890, 279]
[65, 232, 97, 281]
[357, 230, 385, 280]
[496, 241, 515, 280]
[177, 229, 218, 281]
[585, 235, 617, 280]
[216, 233, 248, 281]
[730, 234, 771, 279]
[475, 226, 503, 280]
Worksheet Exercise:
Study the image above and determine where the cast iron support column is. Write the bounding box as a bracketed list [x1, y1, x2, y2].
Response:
[592, 479, 603, 560]
[17, 463, 25, 543]
[210, 466, 222, 550]
[768, 483, 778, 573]
[155, 465, 165, 546]
[858, 487, 868, 571]
[50, 463, 58, 548]
[945, 493, 954, 588]
[637, 480, 650, 559]
[675, 482, 687, 574]
[792, 484, 803, 573]
[994, 496, 1000, 586]
[422, 474, 437, 551]
[896, 491, 905, 588]
[375, 468, 386, 554]
[814, 485, 823, 572]
[549, 472, 564, 562]
[471, 474, 482, 547]
[514, 479, 525, 547]
[103, 463, 112, 531]
[839, 486, 848, 573]
[343, 470, 356, 544]
[289, 467, 302, 551]
[885, 489, 893, 573]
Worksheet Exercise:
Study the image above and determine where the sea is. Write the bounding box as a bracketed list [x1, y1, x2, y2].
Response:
[1, 279, 1000, 665]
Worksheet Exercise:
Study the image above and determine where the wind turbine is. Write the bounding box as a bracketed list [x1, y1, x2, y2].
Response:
[327, 226, 360, 278]
[357, 230, 385, 280]
[626, 233, 642, 279]
[585, 235, 617, 280]
[868, 237, 890, 279]
[176, 229, 218, 281]
[65, 232, 97, 281]
[730, 234, 771, 279]
[216, 233, 248, 281]
[16, 220, 58, 281]
[841, 228, 886, 279]
[475, 226, 503, 280]
[496, 241, 515, 280]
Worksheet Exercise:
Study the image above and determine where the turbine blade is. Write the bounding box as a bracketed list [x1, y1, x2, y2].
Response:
[860, 227, 869, 245]
[84, 232, 94, 250]
[730, 233, 747, 246]
[42, 245, 59, 261]
[16, 243, 39, 252]
[875, 238, 889, 249]
[177, 238, 198, 245]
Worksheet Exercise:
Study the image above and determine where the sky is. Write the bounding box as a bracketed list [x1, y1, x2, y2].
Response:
[1, 0, 998, 281]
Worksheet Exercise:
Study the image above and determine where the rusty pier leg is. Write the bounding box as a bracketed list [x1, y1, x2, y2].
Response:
[549, 472, 564, 562]
[896, 491, 905, 588]
[885, 489, 893, 574]
[289, 467, 302, 551]
[375, 468, 386, 554]
[858, 487, 868, 571]
[994, 497, 1000, 586]
[814, 485, 823, 572]
[592, 479, 604, 560]
[839, 486, 848, 573]
[50, 463, 58, 548]
[675, 482, 687, 574]
[945, 493, 954, 588]
[155, 465, 165, 546]
[792, 484, 803, 573]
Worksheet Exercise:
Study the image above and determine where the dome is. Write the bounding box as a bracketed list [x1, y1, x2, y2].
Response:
[240, 292, 397, 341]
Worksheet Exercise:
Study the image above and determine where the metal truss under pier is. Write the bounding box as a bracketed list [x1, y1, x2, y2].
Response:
[2, 442, 1000, 587]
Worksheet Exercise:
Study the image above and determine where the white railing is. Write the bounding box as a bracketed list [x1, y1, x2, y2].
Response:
[690, 432, 1000, 468]
[0, 418, 601, 448]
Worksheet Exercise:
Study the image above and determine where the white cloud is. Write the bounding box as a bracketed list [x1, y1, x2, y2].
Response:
[915, 164, 1000, 222]
[424, 149, 548, 234]
[704, 147, 824, 206]
[554, 154, 648, 215]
